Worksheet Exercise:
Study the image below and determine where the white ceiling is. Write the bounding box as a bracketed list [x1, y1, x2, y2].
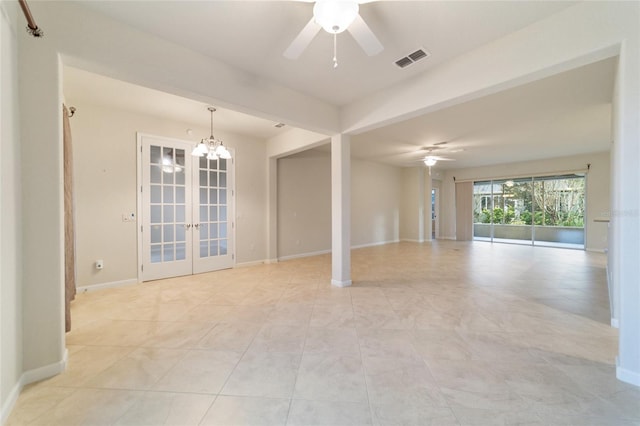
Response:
[64, 66, 287, 140]
[351, 57, 616, 169]
[63, 1, 615, 170]
[77, 1, 576, 106]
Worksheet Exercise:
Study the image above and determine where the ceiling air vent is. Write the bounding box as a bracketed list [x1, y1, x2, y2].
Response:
[394, 48, 431, 69]
[394, 57, 413, 69]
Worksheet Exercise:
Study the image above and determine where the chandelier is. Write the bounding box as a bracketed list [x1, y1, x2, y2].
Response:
[191, 107, 231, 160]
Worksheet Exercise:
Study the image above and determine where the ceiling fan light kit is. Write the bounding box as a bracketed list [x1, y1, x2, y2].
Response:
[284, 0, 383, 67]
[424, 156, 437, 167]
[313, 0, 359, 34]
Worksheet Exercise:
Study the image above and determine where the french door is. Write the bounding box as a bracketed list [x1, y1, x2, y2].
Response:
[138, 134, 234, 281]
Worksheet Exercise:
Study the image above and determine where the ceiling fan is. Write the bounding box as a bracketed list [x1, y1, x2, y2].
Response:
[284, 0, 383, 67]
[419, 144, 457, 174]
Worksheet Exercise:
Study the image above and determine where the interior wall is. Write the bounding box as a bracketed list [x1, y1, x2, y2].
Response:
[351, 160, 402, 247]
[0, 1, 23, 419]
[440, 151, 610, 251]
[400, 168, 420, 241]
[277, 150, 402, 259]
[64, 99, 267, 288]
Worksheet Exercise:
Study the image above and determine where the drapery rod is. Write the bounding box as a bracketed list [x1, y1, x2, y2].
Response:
[453, 167, 590, 184]
[18, 0, 43, 38]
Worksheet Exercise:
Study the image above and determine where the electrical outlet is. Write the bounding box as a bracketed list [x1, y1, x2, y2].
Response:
[95, 259, 104, 270]
[122, 212, 136, 222]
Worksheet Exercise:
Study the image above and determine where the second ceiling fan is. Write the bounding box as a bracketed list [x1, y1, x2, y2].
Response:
[284, 0, 383, 67]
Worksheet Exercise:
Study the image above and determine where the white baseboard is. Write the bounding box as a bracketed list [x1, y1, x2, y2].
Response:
[586, 248, 606, 253]
[1, 377, 22, 425]
[400, 239, 421, 243]
[1, 349, 68, 424]
[21, 349, 68, 385]
[331, 279, 352, 287]
[617, 365, 640, 387]
[264, 258, 279, 264]
[278, 249, 331, 262]
[76, 278, 138, 293]
[234, 260, 266, 268]
[351, 239, 400, 250]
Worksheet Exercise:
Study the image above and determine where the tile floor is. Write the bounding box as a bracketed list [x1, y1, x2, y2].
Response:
[6, 241, 640, 425]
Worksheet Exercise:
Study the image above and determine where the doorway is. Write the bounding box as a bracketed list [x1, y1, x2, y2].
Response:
[432, 188, 439, 239]
[138, 134, 235, 281]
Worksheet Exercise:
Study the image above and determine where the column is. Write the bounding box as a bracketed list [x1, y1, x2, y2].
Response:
[425, 171, 433, 241]
[331, 134, 351, 287]
[417, 167, 425, 243]
[266, 157, 278, 263]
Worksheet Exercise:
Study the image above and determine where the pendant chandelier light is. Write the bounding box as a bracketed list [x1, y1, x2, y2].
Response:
[191, 107, 232, 160]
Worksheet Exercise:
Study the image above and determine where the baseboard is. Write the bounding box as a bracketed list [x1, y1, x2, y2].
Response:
[351, 240, 400, 250]
[76, 278, 138, 293]
[586, 248, 606, 253]
[1, 377, 22, 425]
[617, 364, 640, 387]
[400, 239, 421, 243]
[331, 279, 352, 287]
[278, 249, 331, 262]
[264, 258, 279, 264]
[1, 349, 68, 424]
[234, 260, 266, 268]
[22, 349, 68, 385]
[611, 318, 619, 328]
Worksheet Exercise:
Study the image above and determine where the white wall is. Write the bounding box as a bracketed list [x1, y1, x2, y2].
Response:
[64, 100, 268, 288]
[0, 1, 23, 421]
[439, 151, 610, 251]
[277, 150, 402, 259]
[351, 160, 401, 247]
[277, 150, 332, 259]
[400, 168, 420, 241]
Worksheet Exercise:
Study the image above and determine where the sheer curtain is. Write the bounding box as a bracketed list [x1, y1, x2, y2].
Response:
[455, 181, 473, 241]
[63, 104, 76, 332]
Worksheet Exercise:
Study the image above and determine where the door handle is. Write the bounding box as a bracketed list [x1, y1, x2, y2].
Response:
[185, 224, 192, 229]
[194, 223, 200, 230]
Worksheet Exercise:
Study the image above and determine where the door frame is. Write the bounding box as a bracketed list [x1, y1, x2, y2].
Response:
[136, 132, 236, 282]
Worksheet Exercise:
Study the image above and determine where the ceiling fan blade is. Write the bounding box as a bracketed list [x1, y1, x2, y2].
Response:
[284, 18, 321, 60]
[347, 13, 383, 56]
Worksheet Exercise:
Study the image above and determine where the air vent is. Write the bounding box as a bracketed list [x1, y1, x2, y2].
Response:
[408, 49, 428, 61]
[394, 57, 413, 68]
[394, 48, 431, 69]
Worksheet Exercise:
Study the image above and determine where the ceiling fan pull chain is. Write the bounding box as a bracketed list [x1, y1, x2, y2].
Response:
[333, 32, 338, 68]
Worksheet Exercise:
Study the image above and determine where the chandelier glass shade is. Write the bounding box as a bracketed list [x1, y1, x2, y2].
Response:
[191, 107, 231, 160]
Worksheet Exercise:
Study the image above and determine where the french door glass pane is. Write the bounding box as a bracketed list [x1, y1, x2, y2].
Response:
[149, 145, 186, 263]
[198, 155, 228, 259]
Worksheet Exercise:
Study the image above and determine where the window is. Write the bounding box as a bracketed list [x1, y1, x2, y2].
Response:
[473, 174, 585, 248]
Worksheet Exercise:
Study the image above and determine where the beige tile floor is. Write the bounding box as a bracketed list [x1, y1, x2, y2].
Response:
[7, 241, 640, 426]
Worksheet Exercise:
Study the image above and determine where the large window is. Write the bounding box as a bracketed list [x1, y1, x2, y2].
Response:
[473, 174, 585, 248]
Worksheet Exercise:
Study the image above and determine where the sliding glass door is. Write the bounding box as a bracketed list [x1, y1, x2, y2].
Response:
[473, 174, 585, 249]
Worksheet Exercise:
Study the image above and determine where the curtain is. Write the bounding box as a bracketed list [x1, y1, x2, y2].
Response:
[63, 105, 76, 332]
[455, 181, 473, 241]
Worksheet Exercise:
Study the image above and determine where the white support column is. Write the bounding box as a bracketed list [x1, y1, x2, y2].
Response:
[266, 157, 278, 263]
[331, 134, 352, 287]
[417, 167, 425, 243]
[425, 171, 433, 242]
[615, 37, 640, 387]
